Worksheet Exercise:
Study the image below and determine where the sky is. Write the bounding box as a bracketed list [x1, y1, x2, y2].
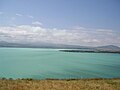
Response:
[0, 0, 120, 46]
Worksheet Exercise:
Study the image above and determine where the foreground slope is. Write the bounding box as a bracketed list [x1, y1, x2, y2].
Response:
[0, 79, 120, 90]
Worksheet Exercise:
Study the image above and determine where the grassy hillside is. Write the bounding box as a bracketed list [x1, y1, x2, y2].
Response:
[0, 78, 120, 90]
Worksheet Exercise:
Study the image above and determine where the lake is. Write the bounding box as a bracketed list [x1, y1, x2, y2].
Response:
[0, 48, 120, 79]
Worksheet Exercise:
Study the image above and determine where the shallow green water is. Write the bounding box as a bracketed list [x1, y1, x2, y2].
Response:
[0, 48, 120, 79]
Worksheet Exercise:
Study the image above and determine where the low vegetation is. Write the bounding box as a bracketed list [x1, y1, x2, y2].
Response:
[0, 78, 120, 90]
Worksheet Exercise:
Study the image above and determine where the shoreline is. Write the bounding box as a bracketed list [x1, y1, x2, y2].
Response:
[1, 77, 120, 80]
[59, 50, 120, 54]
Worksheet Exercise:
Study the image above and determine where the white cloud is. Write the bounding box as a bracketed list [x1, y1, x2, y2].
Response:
[16, 13, 23, 17]
[0, 25, 120, 46]
[27, 15, 34, 19]
[72, 26, 85, 30]
[32, 21, 42, 26]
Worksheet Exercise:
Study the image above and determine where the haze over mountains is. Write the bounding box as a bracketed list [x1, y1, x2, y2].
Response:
[0, 41, 120, 52]
[95, 45, 120, 51]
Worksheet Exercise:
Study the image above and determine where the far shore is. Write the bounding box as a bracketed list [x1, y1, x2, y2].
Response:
[59, 50, 120, 54]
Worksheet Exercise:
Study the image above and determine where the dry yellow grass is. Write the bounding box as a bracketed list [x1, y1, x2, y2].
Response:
[0, 78, 120, 90]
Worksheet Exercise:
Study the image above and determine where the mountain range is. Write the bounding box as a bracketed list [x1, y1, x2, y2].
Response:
[0, 41, 120, 51]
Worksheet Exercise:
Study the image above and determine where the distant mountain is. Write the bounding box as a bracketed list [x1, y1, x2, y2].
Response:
[0, 41, 88, 49]
[95, 45, 120, 51]
[0, 41, 120, 52]
[0, 41, 23, 47]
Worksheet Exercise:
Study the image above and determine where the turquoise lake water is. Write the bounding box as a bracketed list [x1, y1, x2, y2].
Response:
[0, 48, 120, 79]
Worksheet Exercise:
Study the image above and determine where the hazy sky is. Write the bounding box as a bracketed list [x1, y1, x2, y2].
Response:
[0, 0, 120, 46]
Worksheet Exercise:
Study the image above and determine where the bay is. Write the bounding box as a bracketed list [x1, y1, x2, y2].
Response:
[0, 48, 120, 79]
